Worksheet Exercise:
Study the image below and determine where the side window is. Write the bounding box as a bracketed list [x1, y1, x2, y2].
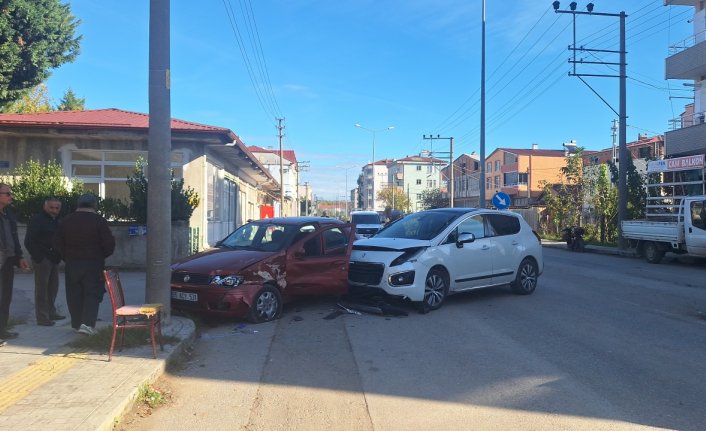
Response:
[303, 237, 321, 257]
[692, 201, 706, 230]
[324, 227, 348, 255]
[487, 214, 521, 236]
[456, 215, 485, 239]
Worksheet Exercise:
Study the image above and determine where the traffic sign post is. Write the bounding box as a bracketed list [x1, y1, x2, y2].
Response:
[492, 192, 511, 210]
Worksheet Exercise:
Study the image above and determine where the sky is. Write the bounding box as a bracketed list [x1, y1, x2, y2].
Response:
[45, 0, 695, 200]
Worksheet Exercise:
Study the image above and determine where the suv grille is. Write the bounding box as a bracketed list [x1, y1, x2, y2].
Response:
[171, 271, 211, 285]
[348, 261, 384, 285]
[356, 227, 379, 235]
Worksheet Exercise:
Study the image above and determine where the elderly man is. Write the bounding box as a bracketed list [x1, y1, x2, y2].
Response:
[25, 197, 64, 326]
[0, 184, 30, 345]
[54, 193, 115, 336]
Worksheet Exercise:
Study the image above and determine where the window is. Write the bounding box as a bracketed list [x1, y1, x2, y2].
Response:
[518, 172, 528, 185]
[416, 179, 422, 185]
[70, 150, 183, 203]
[494, 161, 500, 171]
[486, 178, 492, 189]
[691, 201, 706, 230]
[638, 147, 652, 159]
[324, 227, 349, 255]
[427, 165, 433, 174]
[427, 179, 433, 187]
[494, 175, 500, 187]
[486, 162, 492, 172]
[457, 215, 485, 239]
[486, 214, 520, 236]
[416, 165, 422, 171]
[504, 172, 518, 186]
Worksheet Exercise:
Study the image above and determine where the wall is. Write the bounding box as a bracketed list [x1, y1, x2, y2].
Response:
[17, 221, 191, 270]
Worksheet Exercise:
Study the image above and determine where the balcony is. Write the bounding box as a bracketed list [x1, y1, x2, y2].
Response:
[665, 110, 706, 156]
[665, 30, 706, 80]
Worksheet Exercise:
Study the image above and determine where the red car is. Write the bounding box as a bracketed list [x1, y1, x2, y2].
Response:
[171, 217, 354, 323]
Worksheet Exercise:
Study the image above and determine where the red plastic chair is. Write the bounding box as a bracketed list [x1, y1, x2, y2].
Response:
[103, 269, 163, 361]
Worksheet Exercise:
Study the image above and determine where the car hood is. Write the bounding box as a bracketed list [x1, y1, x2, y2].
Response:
[171, 247, 275, 274]
[352, 237, 431, 251]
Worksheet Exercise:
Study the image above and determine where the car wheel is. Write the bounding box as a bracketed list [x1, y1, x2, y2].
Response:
[422, 268, 448, 312]
[511, 258, 538, 295]
[247, 285, 283, 323]
[643, 241, 664, 264]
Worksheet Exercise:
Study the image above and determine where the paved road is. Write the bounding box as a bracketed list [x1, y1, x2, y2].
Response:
[120, 248, 706, 431]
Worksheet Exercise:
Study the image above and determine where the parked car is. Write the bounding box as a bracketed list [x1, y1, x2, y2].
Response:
[351, 210, 384, 239]
[348, 208, 543, 312]
[171, 217, 355, 323]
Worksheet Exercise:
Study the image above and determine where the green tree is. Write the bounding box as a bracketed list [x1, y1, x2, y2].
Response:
[1, 159, 84, 222]
[538, 148, 586, 235]
[377, 186, 409, 212]
[419, 188, 447, 210]
[125, 158, 200, 223]
[56, 88, 85, 111]
[0, 0, 81, 109]
[608, 155, 646, 220]
[2, 84, 52, 113]
[592, 164, 618, 243]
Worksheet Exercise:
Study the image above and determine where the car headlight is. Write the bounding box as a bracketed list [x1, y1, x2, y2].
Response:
[210, 275, 244, 287]
[390, 247, 427, 267]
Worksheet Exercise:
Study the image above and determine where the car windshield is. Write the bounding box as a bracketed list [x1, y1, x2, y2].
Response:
[351, 214, 381, 224]
[218, 222, 292, 252]
[374, 211, 461, 240]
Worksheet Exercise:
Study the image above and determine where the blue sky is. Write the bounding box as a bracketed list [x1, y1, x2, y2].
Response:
[46, 1, 693, 200]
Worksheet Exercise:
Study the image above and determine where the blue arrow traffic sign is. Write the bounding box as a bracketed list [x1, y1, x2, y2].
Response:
[492, 192, 511, 210]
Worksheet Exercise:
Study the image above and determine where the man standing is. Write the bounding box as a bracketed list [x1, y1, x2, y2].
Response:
[0, 184, 30, 345]
[25, 197, 64, 326]
[54, 194, 115, 336]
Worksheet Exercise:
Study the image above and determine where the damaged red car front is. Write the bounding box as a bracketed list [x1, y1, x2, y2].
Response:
[171, 217, 354, 323]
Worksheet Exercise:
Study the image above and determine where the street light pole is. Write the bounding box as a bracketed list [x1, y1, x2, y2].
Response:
[355, 123, 394, 212]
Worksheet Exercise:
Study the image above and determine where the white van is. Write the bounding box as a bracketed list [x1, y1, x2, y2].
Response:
[350, 211, 384, 239]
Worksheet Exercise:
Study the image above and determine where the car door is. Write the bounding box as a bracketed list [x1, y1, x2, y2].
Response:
[285, 224, 353, 296]
[685, 200, 706, 256]
[439, 214, 495, 291]
[486, 212, 523, 284]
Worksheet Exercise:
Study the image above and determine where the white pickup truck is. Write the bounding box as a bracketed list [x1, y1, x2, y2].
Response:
[621, 195, 706, 263]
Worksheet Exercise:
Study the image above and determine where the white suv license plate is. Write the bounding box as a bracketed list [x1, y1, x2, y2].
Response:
[172, 291, 198, 302]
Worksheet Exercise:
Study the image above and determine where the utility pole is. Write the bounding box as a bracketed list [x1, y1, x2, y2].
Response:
[277, 118, 285, 217]
[553, 1, 628, 247]
[295, 160, 309, 216]
[304, 182, 309, 215]
[480, 0, 487, 209]
[611, 118, 618, 164]
[423, 134, 454, 208]
[147, 0, 171, 320]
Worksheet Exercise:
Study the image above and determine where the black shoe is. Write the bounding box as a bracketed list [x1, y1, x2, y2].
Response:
[50, 314, 66, 320]
[37, 321, 55, 327]
[0, 331, 18, 339]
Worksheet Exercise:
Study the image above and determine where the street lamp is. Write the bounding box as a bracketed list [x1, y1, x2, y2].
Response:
[336, 164, 358, 219]
[354, 123, 394, 211]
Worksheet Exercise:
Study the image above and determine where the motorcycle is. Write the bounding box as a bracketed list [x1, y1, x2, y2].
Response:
[561, 226, 586, 252]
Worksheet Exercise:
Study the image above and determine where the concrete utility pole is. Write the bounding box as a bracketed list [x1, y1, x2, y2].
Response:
[295, 160, 310, 216]
[423, 134, 454, 208]
[479, 0, 487, 209]
[146, 0, 171, 320]
[277, 118, 285, 217]
[553, 1, 628, 247]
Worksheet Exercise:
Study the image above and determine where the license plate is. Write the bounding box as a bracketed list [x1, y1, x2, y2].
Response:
[171, 291, 198, 302]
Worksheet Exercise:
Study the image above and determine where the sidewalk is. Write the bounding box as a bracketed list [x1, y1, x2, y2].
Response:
[0, 271, 195, 431]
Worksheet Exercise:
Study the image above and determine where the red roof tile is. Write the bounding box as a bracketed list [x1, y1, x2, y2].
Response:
[0, 108, 231, 133]
[248, 145, 298, 164]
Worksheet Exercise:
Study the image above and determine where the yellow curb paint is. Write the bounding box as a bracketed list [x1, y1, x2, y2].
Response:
[0, 352, 85, 413]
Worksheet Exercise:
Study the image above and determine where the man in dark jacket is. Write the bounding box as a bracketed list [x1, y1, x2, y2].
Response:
[0, 183, 30, 345]
[54, 193, 115, 336]
[25, 197, 64, 326]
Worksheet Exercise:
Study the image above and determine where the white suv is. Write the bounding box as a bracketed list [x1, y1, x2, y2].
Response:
[351, 211, 384, 239]
[348, 208, 543, 312]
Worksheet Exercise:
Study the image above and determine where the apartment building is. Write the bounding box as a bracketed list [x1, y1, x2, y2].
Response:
[387, 155, 447, 212]
[440, 153, 481, 208]
[248, 146, 300, 217]
[664, 1, 706, 158]
[484, 146, 567, 208]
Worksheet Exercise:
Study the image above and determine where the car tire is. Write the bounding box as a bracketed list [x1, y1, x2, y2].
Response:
[247, 285, 283, 323]
[511, 258, 538, 295]
[421, 268, 448, 312]
[643, 241, 664, 264]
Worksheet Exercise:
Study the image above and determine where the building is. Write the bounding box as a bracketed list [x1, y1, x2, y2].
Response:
[484, 145, 568, 208]
[248, 146, 300, 217]
[441, 153, 480, 208]
[386, 155, 447, 212]
[358, 158, 392, 212]
[664, 0, 706, 158]
[0, 108, 279, 249]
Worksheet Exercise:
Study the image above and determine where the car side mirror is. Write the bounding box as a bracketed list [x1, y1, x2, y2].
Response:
[456, 232, 476, 248]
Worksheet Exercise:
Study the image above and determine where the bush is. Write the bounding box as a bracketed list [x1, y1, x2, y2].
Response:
[1, 160, 85, 222]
